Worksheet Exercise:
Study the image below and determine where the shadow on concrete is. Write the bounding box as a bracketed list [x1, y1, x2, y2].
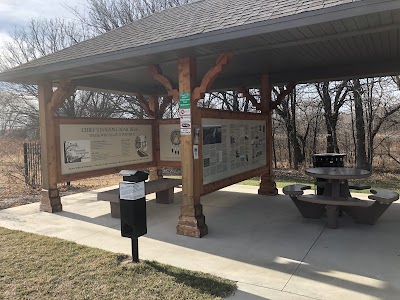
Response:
[57, 210, 120, 228]
[145, 189, 400, 299]
[55, 187, 400, 299]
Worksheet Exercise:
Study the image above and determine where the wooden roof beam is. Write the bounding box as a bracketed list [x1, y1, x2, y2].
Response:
[157, 96, 173, 118]
[148, 65, 179, 101]
[193, 52, 233, 101]
[133, 92, 153, 117]
[51, 79, 76, 112]
[271, 81, 296, 110]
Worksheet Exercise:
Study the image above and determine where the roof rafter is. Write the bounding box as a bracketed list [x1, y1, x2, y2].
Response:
[193, 52, 233, 101]
[148, 65, 179, 101]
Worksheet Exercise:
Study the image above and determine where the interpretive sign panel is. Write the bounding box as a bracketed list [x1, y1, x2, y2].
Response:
[159, 123, 181, 161]
[202, 118, 266, 185]
[60, 123, 153, 175]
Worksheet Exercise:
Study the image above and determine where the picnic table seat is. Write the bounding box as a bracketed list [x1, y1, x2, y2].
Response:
[348, 182, 371, 190]
[342, 189, 399, 225]
[282, 184, 325, 219]
[296, 194, 370, 229]
[317, 181, 371, 190]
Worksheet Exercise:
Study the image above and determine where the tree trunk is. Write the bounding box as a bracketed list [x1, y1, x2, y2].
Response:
[318, 81, 347, 153]
[352, 79, 368, 169]
[289, 91, 303, 170]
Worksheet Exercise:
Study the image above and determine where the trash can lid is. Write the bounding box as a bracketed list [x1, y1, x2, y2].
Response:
[119, 170, 138, 176]
[313, 153, 347, 157]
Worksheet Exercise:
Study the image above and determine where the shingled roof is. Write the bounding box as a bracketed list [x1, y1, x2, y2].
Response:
[7, 0, 357, 71]
[1, 0, 399, 92]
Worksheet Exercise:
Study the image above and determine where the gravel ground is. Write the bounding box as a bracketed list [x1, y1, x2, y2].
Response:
[0, 194, 41, 210]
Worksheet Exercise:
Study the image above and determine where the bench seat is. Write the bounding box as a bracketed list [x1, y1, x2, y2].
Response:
[297, 194, 370, 207]
[98, 178, 182, 218]
[282, 184, 325, 219]
[343, 189, 399, 225]
[368, 189, 399, 204]
[348, 182, 371, 190]
[297, 194, 370, 229]
[282, 184, 311, 196]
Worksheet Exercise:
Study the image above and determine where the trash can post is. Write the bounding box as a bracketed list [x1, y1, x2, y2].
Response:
[131, 237, 139, 263]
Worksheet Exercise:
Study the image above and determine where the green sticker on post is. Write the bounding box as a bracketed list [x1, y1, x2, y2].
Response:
[179, 92, 191, 109]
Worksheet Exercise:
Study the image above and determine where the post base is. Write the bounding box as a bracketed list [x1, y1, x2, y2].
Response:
[39, 189, 62, 213]
[176, 204, 208, 237]
[258, 174, 278, 195]
[149, 168, 163, 181]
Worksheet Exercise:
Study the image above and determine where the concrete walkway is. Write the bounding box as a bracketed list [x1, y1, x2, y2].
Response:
[1, 185, 399, 299]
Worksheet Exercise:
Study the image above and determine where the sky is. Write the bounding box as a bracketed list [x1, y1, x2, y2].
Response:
[0, 0, 83, 45]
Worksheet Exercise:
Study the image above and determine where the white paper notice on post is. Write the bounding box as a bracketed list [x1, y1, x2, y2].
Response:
[119, 181, 145, 201]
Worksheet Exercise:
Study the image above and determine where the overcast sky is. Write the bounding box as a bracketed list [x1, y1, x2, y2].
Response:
[0, 0, 83, 44]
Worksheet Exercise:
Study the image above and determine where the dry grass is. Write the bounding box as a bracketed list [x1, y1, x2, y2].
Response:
[0, 227, 236, 299]
[0, 137, 125, 209]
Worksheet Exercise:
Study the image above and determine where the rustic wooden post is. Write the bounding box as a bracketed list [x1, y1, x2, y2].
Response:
[38, 80, 75, 212]
[258, 74, 278, 195]
[176, 57, 208, 237]
[38, 81, 62, 212]
[148, 95, 163, 180]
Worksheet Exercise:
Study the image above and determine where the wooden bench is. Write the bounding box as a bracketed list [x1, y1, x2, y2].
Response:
[343, 189, 399, 225]
[282, 184, 325, 219]
[97, 178, 182, 218]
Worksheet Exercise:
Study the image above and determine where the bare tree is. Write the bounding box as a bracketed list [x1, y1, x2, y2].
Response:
[202, 91, 254, 112]
[316, 81, 349, 153]
[349, 79, 368, 169]
[365, 77, 400, 168]
[68, 0, 194, 34]
[1, 18, 88, 71]
[0, 11, 158, 128]
[0, 91, 39, 138]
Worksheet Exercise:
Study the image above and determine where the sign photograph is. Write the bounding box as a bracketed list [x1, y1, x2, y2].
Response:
[59, 123, 153, 175]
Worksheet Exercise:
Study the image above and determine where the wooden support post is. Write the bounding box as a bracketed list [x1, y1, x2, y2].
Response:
[38, 80, 76, 212]
[38, 81, 60, 212]
[176, 57, 208, 238]
[148, 95, 163, 180]
[258, 74, 278, 195]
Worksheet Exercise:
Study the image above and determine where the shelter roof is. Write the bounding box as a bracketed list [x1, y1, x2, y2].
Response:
[1, 0, 400, 94]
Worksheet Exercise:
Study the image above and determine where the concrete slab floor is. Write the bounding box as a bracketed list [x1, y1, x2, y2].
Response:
[0, 185, 399, 300]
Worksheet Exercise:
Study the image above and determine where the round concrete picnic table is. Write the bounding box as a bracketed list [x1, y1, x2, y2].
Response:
[303, 167, 372, 229]
[305, 167, 371, 198]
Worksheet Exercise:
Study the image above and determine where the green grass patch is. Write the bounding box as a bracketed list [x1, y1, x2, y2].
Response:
[0, 227, 236, 300]
[238, 178, 316, 189]
[237, 178, 400, 194]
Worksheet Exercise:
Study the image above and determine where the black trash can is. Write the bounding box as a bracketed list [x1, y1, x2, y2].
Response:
[119, 170, 149, 262]
[312, 153, 346, 195]
[119, 171, 149, 239]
